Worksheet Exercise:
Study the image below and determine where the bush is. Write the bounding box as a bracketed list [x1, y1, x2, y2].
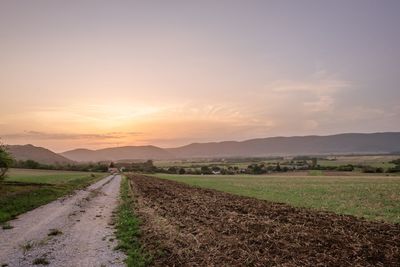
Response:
[200, 166, 212, 175]
[386, 166, 400, 173]
[0, 144, 13, 181]
[336, 164, 354, 172]
[168, 166, 178, 174]
[362, 166, 383, 173]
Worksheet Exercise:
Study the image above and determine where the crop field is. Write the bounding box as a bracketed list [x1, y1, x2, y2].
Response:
[0, 168, 106, 223]
[153, 173, 400, 224]
[128, 174, 400, 266]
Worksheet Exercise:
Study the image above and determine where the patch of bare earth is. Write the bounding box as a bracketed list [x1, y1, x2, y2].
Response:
[0, 175, 125, 267]
[129, 174, 400, 267]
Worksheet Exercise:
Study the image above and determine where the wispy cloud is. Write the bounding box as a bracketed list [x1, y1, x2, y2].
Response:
[1, 131, 142, 140]
[269, 70, 351, 94]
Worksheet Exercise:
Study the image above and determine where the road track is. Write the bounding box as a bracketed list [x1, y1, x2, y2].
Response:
[0, 174, 125, 267]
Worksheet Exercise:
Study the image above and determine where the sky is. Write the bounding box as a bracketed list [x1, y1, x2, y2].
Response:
[0, 0, 399, 152]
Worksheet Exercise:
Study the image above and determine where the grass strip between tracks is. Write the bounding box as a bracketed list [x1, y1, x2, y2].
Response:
[115, 176, 151, 267]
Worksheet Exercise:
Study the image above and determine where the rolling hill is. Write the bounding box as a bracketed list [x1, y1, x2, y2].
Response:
[61, 145, 173, 162]
[167, 132, 400, 158]
[7, 144, 73, 164]
[59, 132, 400, 162]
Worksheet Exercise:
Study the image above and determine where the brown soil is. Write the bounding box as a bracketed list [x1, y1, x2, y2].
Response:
[129, 174, 400, 267]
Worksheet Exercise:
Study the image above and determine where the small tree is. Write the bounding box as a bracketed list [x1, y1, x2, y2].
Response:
[168, 166, 178, 174]
[178, 168, 186, 175]
[275, 162, 282, 172]
[0, 143, 13, 182]
[200, 166, 212, 175]
[311, 158, 318, 168]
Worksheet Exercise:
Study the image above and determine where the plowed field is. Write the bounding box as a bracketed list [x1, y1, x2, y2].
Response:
[129, 175, 400, 267]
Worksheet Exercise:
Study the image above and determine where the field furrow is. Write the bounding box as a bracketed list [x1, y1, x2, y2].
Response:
[130, 174, 400, 267]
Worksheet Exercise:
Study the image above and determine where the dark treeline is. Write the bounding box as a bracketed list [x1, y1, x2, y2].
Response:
[10, 157, 400, 175]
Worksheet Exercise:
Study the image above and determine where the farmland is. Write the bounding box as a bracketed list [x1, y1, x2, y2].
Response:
[0, 168, 106, 223]
[153, 172, 400, 224]
[129, 174, 400, 266]
[154, 154, 399, 168]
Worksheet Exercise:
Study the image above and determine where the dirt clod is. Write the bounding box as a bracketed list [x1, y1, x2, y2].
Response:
[32, 257, 49, 265]
[47, 229, 62, 236]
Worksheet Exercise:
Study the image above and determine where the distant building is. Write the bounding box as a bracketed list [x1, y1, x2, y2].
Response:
[108, 167, 119, 173]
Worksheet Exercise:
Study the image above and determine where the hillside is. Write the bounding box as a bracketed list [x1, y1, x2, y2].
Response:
[7, 144, 73, 164]
[167, 132, 400, 158]
[60, 132, 400, 161]
[61, 145, 173, 162]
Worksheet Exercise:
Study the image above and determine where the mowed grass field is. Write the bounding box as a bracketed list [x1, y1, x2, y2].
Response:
[0, 169, 106, 223]
[5, 168, 104, 184]
[154, 173, 400, 224]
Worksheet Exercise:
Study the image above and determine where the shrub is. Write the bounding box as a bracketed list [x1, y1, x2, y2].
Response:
[0, 144, 13, 182]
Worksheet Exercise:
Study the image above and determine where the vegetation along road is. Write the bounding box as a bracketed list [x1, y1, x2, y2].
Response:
[0, 174, 125, 267]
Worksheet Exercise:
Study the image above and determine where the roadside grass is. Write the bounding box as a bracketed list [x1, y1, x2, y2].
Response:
[0, 169, 106, 223]
[115, 176, 150, 267]
[154, 173, 400, 224]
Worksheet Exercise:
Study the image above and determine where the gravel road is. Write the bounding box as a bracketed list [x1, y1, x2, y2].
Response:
[0, 174, 125, 267]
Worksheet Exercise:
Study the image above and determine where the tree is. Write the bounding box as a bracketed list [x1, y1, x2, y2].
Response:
[168, 166, 178, 174]
[0, 144, 13, 181]
[24, 159, 40, 169]
[200, 166, 212, 175]
[275, 162, 282, 172]
[311, 158, 318, 168]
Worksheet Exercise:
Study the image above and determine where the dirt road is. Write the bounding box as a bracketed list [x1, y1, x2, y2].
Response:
[130, 174, 400, 267]
[0, 174, 125, 267]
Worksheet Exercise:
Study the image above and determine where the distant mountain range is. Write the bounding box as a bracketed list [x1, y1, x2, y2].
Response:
[61, 132, 400, 162]
[6, 132, 400, 163]
[61, 146, 173, 162]
[166, 132, 400, 158]
[7, 144, 73, 164]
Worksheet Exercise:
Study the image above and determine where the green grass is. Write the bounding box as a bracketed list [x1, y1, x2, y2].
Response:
[115, 176, 151, 267]
[0, 169, 106, 223]
[153, 173, 400, 224]
[5, 168, 103, 184]
[318, 155, 398, 170]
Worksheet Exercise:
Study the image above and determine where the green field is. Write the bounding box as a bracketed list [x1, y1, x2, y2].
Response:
[0, 169, 106, 223]
[5, 168, 105, 184]
[318, 155, 398, 169]
[153, 173, 400, 224]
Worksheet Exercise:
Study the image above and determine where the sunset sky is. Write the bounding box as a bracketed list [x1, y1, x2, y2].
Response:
[1, 0, 400, 152]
